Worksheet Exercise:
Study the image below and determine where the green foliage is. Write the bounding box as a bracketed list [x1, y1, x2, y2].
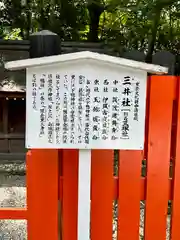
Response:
[3, 28, 22, 40]
[0, 0, 180, 56]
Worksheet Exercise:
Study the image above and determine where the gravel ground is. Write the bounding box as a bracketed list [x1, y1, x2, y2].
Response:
[0, 163, 171, 240]
[0, 163, 26, 240]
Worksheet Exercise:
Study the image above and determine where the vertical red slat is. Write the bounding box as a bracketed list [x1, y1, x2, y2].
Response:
[144, 76, 174, 239]
[171, 77, 180, 240]
[91, 150, 114, 240]
[58, 150, 63, 240]
[62, 149, 78, 240]
[118, 150, 143, 240]
[27, 149, 59, 240]
[170, 78, 178, 161]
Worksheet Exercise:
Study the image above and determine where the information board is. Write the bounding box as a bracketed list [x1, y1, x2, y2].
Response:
[26, 62, 147, 149]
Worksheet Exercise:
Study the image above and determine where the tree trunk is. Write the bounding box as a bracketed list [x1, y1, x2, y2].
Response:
[145, 10, 161, 63]
[87, 2, 104, 42]
[26, 0, 31, 38]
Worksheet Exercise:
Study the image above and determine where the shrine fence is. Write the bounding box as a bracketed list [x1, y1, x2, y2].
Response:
[0, 75, 179, 240]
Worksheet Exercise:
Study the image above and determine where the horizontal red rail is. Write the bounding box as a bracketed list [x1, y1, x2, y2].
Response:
[0, 177, 173, 220]
[0, 208, 27, 219]
[61, 177, 173, 200]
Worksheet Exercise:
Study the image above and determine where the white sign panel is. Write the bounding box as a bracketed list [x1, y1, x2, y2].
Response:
[26, 62, 147, 149]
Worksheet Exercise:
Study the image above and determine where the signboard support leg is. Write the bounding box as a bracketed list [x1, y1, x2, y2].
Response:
[78, 149, 91, 240]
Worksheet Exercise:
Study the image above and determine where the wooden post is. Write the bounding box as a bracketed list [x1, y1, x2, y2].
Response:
[2, 98, 8, 152]
[144, 75, 174, 239]
[171, 76, 180, 240]
[27, 30, 61, 240]
[27, 150, 59, 240]
[29, 30, 61, 58]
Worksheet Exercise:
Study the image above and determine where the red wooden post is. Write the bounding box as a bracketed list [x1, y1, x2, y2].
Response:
[62, 150, 79, 240]
[26, 149, 59, 240]
[91, 150, 114, 240]
[118, 150, 143, 240]
[144, 76, 174, 239]
[171, 77, 180, 240]
[26, 30, 61, 240]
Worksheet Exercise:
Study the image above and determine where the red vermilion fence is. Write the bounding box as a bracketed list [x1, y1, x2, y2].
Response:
[0, 75, 180, 240]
